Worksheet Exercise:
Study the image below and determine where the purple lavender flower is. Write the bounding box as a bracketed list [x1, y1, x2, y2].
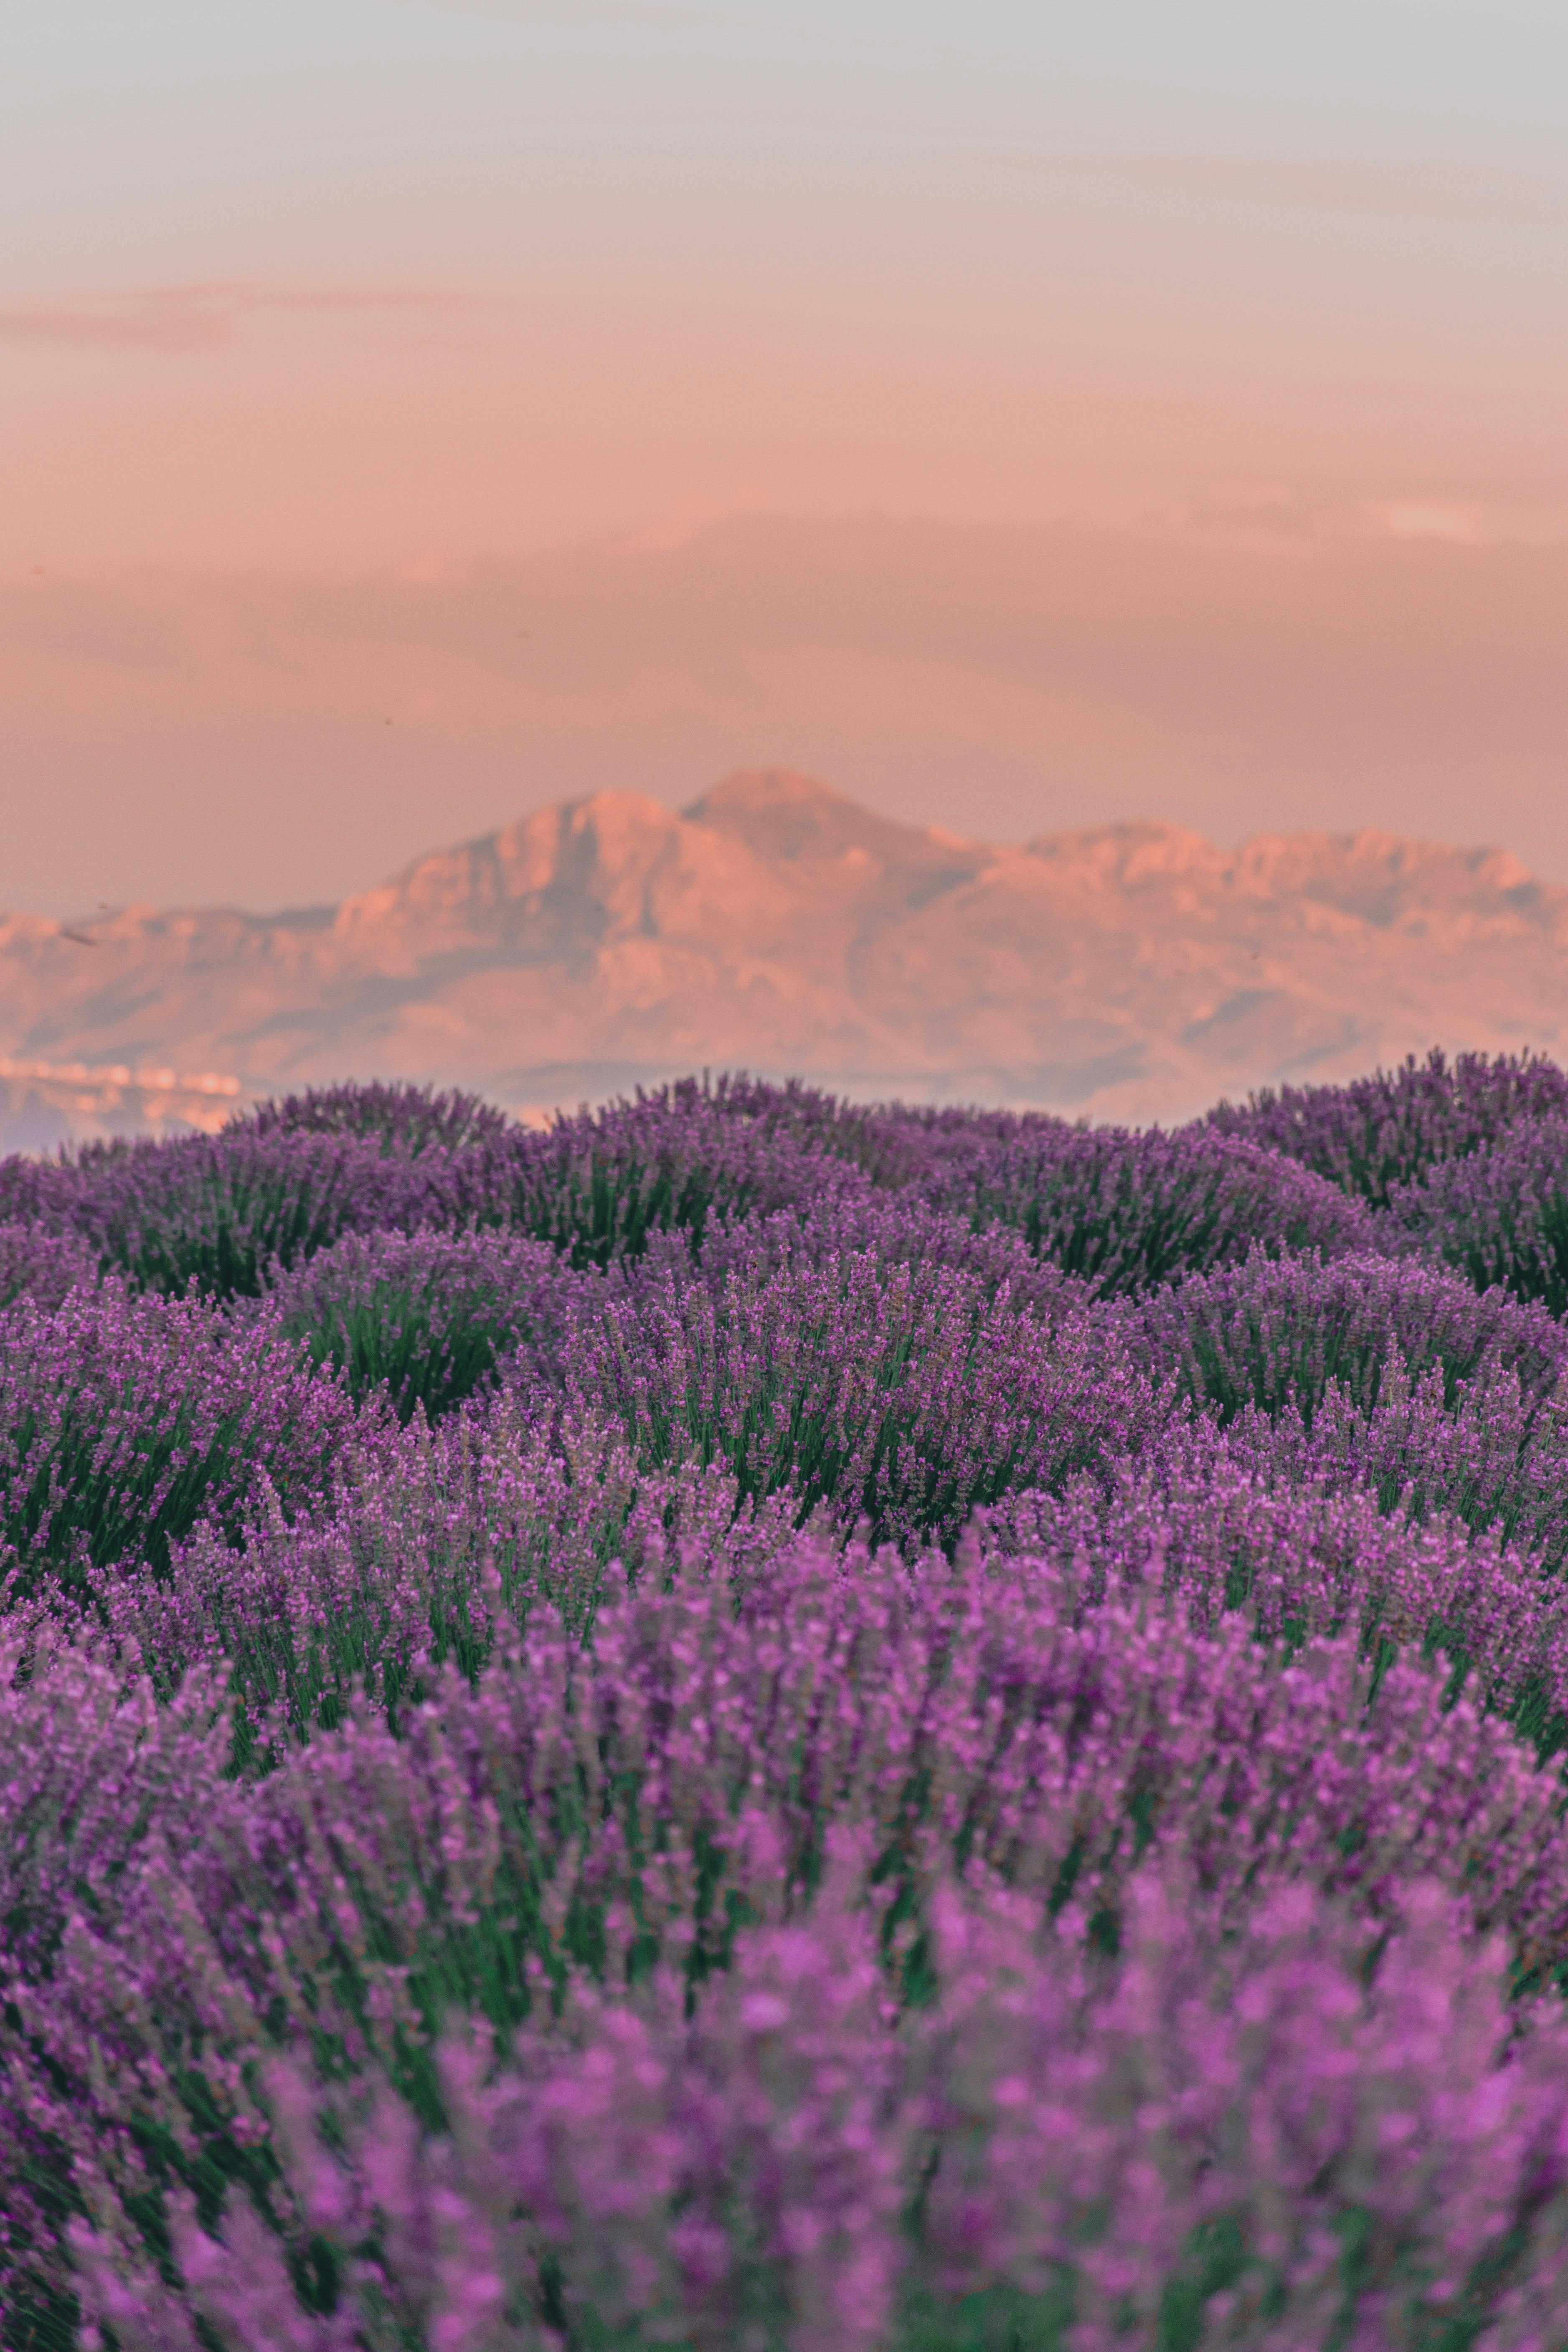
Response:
[1134, 1246, 1568, 1425]
[12, 1531, 1568, 2329]
[644, 1185, 1099, 1327]
[62, 1851, 1568, 2350]
[1121, 1249, 1568, 1580]
[116, 1396, 798, 1736]
[8, 1062, 1568, 2347]
[556, 1245, 1160, 1547]
[0, 1144, 89, 1232]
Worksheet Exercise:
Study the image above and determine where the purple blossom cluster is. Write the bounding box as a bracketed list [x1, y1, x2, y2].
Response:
[14, 1538, 1568, 2346]
[7, 1063, 1568, 2346]
[1126, 1250, 1568, 1568]
[560, 1242, 1160, 1548]
[1134, 1245, 1568, 1423]
[63, 1126, 447, 1301]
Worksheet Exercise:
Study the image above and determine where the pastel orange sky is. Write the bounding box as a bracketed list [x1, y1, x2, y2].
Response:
[4, 0, 1565, 913]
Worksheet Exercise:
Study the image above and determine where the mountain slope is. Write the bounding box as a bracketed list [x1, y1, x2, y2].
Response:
[5, 769, 1568, 1144]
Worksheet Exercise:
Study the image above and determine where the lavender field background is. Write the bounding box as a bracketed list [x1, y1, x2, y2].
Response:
[10, 1054, 1568, 2346]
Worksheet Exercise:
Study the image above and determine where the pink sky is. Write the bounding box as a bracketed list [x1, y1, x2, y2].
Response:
[3, 1, 1565, 912]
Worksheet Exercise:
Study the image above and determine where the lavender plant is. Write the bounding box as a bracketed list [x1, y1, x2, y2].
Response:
[0, 1148, 91, 1234]
[85, 1867, 1568, 2352]
[1390, 1114, 1568, 1316]
[1135, 1247, 1568, 1425]
[0, 1283, 358, 1587]
[236, 1077, 511, 1157]
[0, 1221, 98, 1312]
[111, 1400, 800, 1741]
[66, 1126, 446, 1301]
[1203, 1046, 1568, 1209]
[15, 1545, 1568, 2347]
[576, 1071, 930, 1184]
[652, 1186, 1098, 1326]
[558, 1246, 1160, 1547]
[987, 1421, 1568, 1735]
[261, 1227, 591, 1422]
[447, 1082, 874, 1269]
[921, 1121, 1370, 1296]
[1203, 1361, 1568, 1582]
[1118, 1250, 1568, 1585]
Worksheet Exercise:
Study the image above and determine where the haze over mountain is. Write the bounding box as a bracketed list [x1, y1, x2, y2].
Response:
[5, 769, 1568, 1147]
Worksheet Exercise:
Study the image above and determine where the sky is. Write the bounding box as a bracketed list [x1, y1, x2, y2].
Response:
[3, 0, 1565, 914]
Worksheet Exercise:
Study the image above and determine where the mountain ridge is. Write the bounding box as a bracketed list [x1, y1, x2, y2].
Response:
[5, 768, 1568, 1146]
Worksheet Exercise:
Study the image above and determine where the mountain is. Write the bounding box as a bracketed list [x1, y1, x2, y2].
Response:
[5, 768, 1568, 1146]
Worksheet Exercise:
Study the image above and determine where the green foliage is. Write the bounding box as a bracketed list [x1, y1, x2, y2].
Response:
[282, 1283, 505, 1423]
[3, 1394, 251, 1586]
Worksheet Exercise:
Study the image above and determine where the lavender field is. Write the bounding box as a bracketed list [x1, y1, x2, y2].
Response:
[10, 1055, 1568, 2349]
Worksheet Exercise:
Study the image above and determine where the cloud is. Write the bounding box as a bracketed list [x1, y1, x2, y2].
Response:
[1365, 497, 1568, 547]
[0, 294, 232, 354]
[392, 0, 706, 21]
[1033, 155, 1564, 226]
[0, 282, 469, 355]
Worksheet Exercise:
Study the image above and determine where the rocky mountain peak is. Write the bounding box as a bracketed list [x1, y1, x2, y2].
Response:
[4, 775, 1568, 1146]
[685, 768, 983, 891]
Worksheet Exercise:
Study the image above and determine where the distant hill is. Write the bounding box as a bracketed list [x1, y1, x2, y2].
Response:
[5, 768, 1568, 1145]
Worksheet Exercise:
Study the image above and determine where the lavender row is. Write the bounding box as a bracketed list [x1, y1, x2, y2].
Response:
[0, 1069, 1410, 1314]
[70, 1868, 1568, 2352]
[11, 1524, 1568, 2342]
[10, 1220, 1568, 1665]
